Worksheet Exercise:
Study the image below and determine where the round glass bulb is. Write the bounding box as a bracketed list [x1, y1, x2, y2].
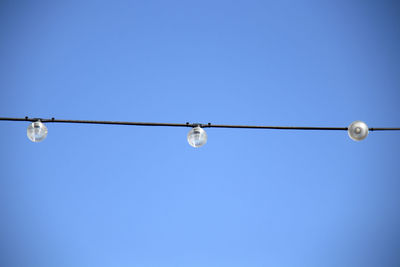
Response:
[348, 120, 368, 141]
[187, 126, 207, 148]
[27, 121, 48, 142]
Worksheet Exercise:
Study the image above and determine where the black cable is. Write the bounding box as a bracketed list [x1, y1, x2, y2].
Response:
[0, 117, 399, 131]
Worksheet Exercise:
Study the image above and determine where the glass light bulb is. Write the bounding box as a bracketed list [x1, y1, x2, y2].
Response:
[27, 121, 48, 142]
[348, 120, 368, 141]
[187, 126, 207, 148]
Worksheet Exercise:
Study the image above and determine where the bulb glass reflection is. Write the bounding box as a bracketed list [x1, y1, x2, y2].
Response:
[187, 126, 207, 148]
[348, 120, 368, 141]
[27, 121, 48, 142]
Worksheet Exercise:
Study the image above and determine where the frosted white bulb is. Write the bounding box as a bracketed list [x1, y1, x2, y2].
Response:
[187, 126, 207, 148]
[348, 120, 368, 141]
[27, 121, 48, 142]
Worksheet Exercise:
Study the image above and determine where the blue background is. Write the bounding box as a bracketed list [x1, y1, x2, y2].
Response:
[1, 1, 400, 266]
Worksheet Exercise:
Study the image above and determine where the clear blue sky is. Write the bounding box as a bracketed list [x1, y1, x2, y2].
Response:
[1, 1, 400, 266]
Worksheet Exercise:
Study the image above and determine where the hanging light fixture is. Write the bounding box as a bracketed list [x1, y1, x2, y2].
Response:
[348, 120, 369, 141]
[187, 126, 207, 148]
[27, 120, 48, 142]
